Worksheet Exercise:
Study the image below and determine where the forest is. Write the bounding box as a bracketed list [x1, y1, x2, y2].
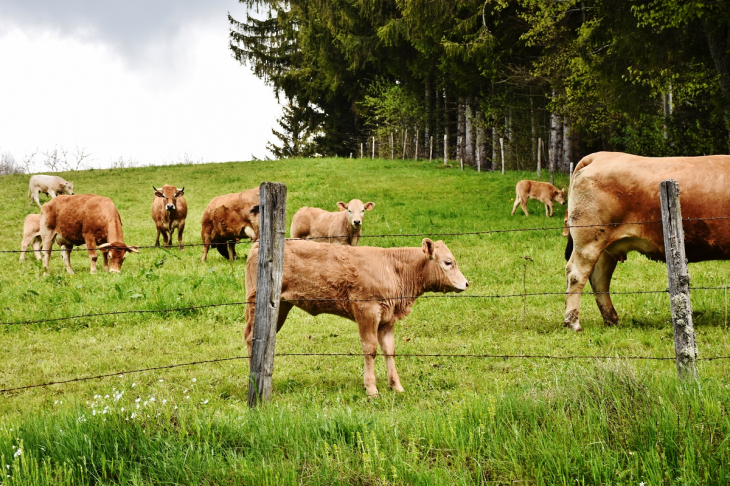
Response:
[230, 0, 730, 171]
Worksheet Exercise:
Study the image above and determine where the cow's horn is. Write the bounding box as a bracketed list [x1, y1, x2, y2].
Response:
[153, 186, 160, 191]
[127, 246, 140, 253]
[98, 243, 112, 249]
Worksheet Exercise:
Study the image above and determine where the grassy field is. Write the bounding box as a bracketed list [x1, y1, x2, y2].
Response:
[0, 158, 728, 484]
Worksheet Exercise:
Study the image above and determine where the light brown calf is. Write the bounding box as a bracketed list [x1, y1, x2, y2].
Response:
[20, 214, 42, 261]
[40, 194, 138, 274]
[245, 238, 468, 396]
[511, 180, 566, 217]
[565, 151, 730, 331]
[28, 175, 74, 208]
[200, 187, 260, 262]
[151, 185, 187, 249]
[290, 199, 375, 245]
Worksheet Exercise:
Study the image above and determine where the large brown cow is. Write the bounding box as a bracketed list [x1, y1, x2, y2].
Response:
[40, 194, 139, 274]
[19, 214, 42, 262]
[564, 151, 730, 332]
[290, 199, 375, 245]
[151, 185, 187, 249]
[245, 238, 469, 396]
[200, 187, 260, 262]
[511, 180, 565, 217]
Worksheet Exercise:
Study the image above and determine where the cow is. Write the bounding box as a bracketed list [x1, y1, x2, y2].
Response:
[244, 238, 469, 397]
[564, 151, 730, 332]
[290, 199, 375, 245]
[200, 187, 260, 262]
[40, 194, 138, 275]
[19, 214, 42, 262]
[28, 175, 74, 208]
[151, 185, 187, 249]
[511, 180, 565, 217]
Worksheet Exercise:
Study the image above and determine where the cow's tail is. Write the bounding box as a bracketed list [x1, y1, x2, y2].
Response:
[565, 233, 573, 261]
[216, 242, 229, 259]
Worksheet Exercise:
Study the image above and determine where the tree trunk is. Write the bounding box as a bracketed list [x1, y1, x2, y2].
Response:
[444, 90, 452, 162]
[491, 127, 497, 171]
[562, 117, 572, 172]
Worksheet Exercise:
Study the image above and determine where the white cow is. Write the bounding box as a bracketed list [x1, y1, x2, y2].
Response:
[28, 175, 74, 208]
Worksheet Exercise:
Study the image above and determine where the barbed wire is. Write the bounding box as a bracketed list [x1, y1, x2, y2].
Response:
[2, 351, 729, 394]
[6, 286, 730, 328]
[4, 215, 730, 253]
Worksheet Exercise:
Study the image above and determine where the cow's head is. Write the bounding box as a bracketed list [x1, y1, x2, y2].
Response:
[554, 188, 566, 205]
[60, 181, 74, 195]
[422, 238, 469, 293]
[154, 185, 185, 211]
[337, 199, 375, 230]
[245, 204, 260, 240]
[98, 242, 139, 273]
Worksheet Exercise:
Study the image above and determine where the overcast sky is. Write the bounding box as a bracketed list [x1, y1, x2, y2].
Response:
[0, 0, 281, 169]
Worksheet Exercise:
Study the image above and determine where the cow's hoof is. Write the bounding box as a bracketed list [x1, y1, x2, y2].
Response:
[391, 384, 405, 393]
[563, 320, 582, 332]
[365, 387, 379, 397]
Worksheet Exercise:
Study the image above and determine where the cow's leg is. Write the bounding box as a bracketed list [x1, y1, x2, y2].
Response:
[201, 234, 211, 262]
[227, 242, 236, 263]
[589, 251, 619, 326]
[33, 190, 42, 208]
[154, 227, 161, 247]
[511, 197, 521, 216]
[357, 310, 380, 397]
[85, 239, 99, 274]
[177, 222, 185, 250]
[32, 237, 42, 260]
[102, 250, 109, 272]
[19, 234, 32, 262]
[564, 242, 603, 332]
[546, 202, 553, 217]
[377, 322, 404, 392]
[160, 228, 170, 247]
[520, 198, 529, 216]
[40, 229, 54, 273]
[47, 189, 57, 199]
[61, 244, 74, 275]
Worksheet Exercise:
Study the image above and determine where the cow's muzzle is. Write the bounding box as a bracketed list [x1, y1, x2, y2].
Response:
[166, 204, 175, 210]
[353, 220, 362, 226]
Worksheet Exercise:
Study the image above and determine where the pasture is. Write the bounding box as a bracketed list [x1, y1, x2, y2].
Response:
[0, 158, 728, 484]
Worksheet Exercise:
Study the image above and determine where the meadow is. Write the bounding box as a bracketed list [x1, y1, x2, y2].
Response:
[0, 158, 728, 484]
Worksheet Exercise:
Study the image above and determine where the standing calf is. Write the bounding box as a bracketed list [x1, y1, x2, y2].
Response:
[200, 187, 260, 262]
[511, 180, 565, 217]
[19, 214, 42, 261]
[151, 185, 187, 249]
[40, 194, 138, 274]
[28, 175, 74, 208]
[290, 199, 375, 245]
[245, 238, 468, 397]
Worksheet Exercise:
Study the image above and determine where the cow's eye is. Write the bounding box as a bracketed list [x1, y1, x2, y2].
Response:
[444, 260, 453, 266]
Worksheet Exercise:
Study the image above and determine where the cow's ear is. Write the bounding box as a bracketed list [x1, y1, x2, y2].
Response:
[422, 238, 436, 259]
[155, 191, 164, 198]
[364, 202, 375, 211]
[175, 187, 185, 197]
[250, 205, 260, 215]
[337, 201, 348, 211]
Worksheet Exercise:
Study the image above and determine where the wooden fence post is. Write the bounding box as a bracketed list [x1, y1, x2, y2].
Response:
[444, 134, 448, 165]
[499, 137, 504, 174]
[569, 162, 574, 183]
[415, 129, 419, 161]
[248, 182, 288, 407]
[371, 137, 375, 160]
[402, 129, 408, 160]
[537, 137, 542, 178]
[391, 132, 394, 159]
[429, 136, 433, 163]
[476, 131, 481, 173]
[659, 179, 698, 380]
[360, 142, 363, 159]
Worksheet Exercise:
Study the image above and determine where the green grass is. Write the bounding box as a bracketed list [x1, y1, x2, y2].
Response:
[0, 158, 729, 484]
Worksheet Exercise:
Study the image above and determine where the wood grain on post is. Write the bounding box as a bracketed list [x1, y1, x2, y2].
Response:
[371, 137, 375, 160]
[659, 179, 698, 380]
[537, 137, 541, 178]
[444, 134, 448, 165]
[248, 182, 288, 407]
[499, 137, 505, 174]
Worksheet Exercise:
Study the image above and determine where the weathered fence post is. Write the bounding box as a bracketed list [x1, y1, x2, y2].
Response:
[569, 162, 574, 183]
[360, 142, 363, 159]
[444, 134, 448, 165]
[402, 129, 408, 160]
[537, 137, 542, 178]
[659, 179, 698, 380]
[248, 182, 288, 407]
[415, 129, 419, 161]
[429, 136, 433, 163]
[391, 132, 394, 159]
[499, 137, 504, 174]
[371, 137, 375, 160]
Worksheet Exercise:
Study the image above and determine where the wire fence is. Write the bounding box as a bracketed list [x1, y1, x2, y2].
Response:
[3, 216, 730, 395]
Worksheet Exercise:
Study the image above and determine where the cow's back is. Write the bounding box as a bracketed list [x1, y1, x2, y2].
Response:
[291, 207, 331, 239]
[42, 194, 121, 244]
[569, 152, 730, 262]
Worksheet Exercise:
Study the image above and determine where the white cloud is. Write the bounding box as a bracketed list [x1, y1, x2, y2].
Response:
[0, 4, 281, 169]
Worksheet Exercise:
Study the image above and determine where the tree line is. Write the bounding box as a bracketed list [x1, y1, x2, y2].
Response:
[229, 0, 730, 170]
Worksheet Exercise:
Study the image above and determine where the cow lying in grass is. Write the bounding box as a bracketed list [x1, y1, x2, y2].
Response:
[245, 238, 468, 397]
[290, 199, 375, 245]
[511, 180, 565, 217]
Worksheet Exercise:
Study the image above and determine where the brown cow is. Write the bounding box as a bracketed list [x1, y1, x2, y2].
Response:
[200, 187, 260, 262]
[564, 151, 730, 332]
[19, 214, 42, 262]
[244, 238, 469, 396]
[290, 199, 375, 245]
[40, 194, 138, 274]
[511, 180, 566, 217]
[151, 185, 187, 249]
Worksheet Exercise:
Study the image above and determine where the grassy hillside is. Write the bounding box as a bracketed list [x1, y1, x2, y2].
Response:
[0, 158, 728, 484]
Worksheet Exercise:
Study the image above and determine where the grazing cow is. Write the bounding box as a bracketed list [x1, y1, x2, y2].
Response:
[151, 185, 187, 249]
[244, 238, 469, 396]
[511, 180, 565, 217]
[19, 214, 42, 262]
[40, 194, 138, 274]
[564, 151, 730, 332]
[200, 187, 260, 262]
[290, 199, 375, 245]
[28, 175, 74, 208]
